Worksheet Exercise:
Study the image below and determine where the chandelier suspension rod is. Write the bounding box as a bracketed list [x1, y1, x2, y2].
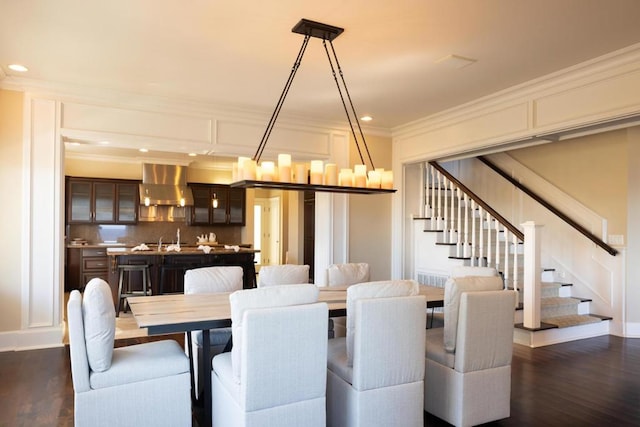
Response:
[323, 39, 375, 170]
[253, 34, 311, 163]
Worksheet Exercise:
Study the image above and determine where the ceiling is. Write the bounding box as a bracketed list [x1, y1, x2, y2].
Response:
[2, 0, 640, 161]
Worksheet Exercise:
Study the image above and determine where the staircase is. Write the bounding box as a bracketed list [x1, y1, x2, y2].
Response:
[414, 162, 611, 347]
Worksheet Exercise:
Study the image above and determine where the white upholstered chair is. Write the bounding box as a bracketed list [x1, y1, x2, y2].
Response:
[429, 266, 501, 328]
[211, 284, 328, 427]
[326, 262, 370, 337]
[257, 264, 310, 287]
[183, 265, 243, 399]
[424, 275, 516, 427]
[326, 280, 426, 427]
[326, 262, 370, 286]
[67, 278, 191, 427]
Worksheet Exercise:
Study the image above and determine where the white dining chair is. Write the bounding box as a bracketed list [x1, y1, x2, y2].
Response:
[326, 280, 426, 427]
[429, 265, 501, 328]
[326, 262, 370, 337]
[257, 264, 310, 287]
[211, 284, 328, 427]
[68, 278, 191, 427]
[424, 275, 516, 426]
[183, 265, 243, 400]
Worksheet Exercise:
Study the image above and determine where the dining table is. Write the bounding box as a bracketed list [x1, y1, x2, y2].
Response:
[127, 284, 445, 426]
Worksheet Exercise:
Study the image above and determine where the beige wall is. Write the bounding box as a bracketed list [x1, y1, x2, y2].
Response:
[0, 89, 24, 331]
[508, 129, 628, 236]
[626, 127, 640, 322]
[348, 133, 393, 281]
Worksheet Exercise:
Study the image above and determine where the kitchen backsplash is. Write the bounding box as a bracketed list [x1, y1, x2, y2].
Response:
[67, 223, 242, 246]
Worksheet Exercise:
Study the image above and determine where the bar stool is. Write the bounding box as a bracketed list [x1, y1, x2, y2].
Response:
[116, 264, 152, 317]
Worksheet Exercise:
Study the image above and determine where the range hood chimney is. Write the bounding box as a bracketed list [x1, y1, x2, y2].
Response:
[139, 163, 194, 206]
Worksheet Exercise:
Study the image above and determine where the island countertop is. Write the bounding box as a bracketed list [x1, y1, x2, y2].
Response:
[106, 246, 258, 256]
[106, 246, 259, 302]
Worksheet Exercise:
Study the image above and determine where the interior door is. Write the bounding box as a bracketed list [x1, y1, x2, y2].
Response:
[254, 196, 281, 266]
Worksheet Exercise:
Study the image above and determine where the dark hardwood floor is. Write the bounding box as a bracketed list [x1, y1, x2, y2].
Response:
[1, 334, 639, 426]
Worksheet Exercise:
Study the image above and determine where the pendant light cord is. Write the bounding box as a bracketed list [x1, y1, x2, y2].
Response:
[323, 39, 375, 170]
[254, 35, 311, 163]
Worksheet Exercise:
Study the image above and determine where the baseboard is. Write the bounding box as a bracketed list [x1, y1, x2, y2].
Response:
[622, 321, 640, 337]
[0, 325, 65, 352]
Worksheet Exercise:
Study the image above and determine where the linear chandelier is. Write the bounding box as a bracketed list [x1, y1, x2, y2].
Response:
[230, 19, 396, 194]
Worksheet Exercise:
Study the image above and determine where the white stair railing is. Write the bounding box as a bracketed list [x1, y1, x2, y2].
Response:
[423, 162, 532, 297]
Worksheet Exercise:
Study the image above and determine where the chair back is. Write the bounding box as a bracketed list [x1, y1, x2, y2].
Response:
[454, 290, 516, 373]
[326, 262, 370, 286]
[257, 264, 310, 287]
[352, 295, 426, 391]
[345, 280, 418, 365]
[443, 275, 504, 352]
[229, 284, 319, 382]
[67, 290, 91, 393]
[184, 266, 243, 294]
[451, 266, 499, 278]
[241, 302, 328, 411]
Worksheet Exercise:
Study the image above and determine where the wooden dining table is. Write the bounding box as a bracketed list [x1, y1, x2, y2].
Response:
[127, 284, 444, 426]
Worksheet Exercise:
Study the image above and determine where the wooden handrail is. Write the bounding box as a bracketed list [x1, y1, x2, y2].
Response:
[429, 161, 524, 241]
[477, 156, 617, 256]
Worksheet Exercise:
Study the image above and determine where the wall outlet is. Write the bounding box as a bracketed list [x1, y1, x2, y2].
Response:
[608, 234, 625, 246]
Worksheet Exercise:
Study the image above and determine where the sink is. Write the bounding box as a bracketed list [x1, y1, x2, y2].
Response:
[98, 242, 126, 246]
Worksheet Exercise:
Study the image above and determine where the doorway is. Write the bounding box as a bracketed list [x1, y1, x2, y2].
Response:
[303, 191, 315, 279]
[254, 196, 281, 267]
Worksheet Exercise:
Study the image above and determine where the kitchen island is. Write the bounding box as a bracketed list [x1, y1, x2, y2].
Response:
[106, 246, 258, 306]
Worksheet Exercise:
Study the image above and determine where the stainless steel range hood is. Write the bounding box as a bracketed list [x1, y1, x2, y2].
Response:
[139, 163, 194, 206]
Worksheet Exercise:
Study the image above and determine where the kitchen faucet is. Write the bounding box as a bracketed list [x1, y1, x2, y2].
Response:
[158, 236, 163, 252]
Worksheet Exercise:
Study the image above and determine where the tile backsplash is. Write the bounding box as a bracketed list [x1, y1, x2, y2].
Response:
[67, 222, 242, 246]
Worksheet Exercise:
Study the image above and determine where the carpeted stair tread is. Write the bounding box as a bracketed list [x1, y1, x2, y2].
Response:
[542, 314, 603, 328]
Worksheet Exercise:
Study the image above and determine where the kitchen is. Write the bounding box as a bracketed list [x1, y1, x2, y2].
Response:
[64, 156, 306, 300]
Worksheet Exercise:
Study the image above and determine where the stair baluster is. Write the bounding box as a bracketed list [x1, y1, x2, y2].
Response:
[486, 214, 493, 267]
[503, 228, 510, 290]
[430, 165, 436, 230]
[512, 233, 519, 294]
[478, 205, 485, 267]
[494, 219, 501, 276]
[449, 179, 456, 244]
[470, 199, 477, 266]
[456, 188, 463, 257]
[463, 193, 470, 258]
[436, 171, 442, 230]
[442, 176, 449, 241]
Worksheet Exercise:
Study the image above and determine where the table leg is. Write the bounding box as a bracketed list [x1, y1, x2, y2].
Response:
[202, 329, 212, 426]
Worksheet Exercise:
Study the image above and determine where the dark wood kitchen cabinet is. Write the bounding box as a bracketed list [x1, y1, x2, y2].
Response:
[66, 177, 139, 224]
[66, 247, 110, 291]
[190, 184, 245, 226]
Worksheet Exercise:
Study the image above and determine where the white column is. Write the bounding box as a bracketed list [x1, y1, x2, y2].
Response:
[20, 96, 65, 349]
[522, 221, 542, 329]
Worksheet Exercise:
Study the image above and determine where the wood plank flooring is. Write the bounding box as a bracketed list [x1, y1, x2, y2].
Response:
[1, 335, 639, 426]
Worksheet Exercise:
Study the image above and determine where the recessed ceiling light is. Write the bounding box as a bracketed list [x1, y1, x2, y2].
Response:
[98, 140, 110, 145]
[360, 116, 373, 122]
[139, 148, 149, 153]
[8, 64, 28, 72]
[188, 153, 197, 157]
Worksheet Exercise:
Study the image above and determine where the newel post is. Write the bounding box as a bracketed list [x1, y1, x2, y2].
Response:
[521, 221, 542, 329]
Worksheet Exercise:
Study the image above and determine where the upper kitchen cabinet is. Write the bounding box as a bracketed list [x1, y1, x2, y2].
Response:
[190, 184, 245, 226]
[66, 177, 139, 224]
